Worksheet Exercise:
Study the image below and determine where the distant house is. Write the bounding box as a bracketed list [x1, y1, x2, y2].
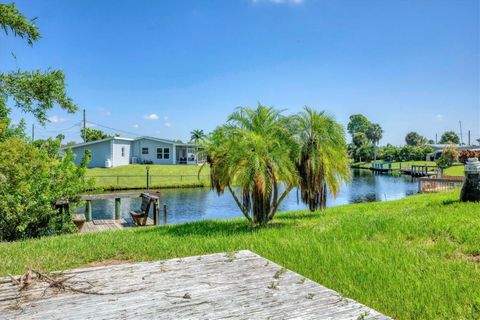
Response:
[64, 136, 203, 168]
[425, 144, 480, 161]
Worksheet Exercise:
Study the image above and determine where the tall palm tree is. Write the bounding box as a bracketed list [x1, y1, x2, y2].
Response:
[190, 129, 205, 144]
[201, 104, 350, 226]
[295, 107, 350, 211]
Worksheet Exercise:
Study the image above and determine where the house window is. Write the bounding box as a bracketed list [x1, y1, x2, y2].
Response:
[156, 147, 170, 159]
[142, 147, 149, 155]
[121, 147, 125, 157]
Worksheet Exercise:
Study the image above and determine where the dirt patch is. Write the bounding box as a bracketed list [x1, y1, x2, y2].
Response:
[464, 253, 480, 264]
[85, 259, 133, 268]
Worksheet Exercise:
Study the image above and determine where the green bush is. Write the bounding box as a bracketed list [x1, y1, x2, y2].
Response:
[0, 138, 92, 241]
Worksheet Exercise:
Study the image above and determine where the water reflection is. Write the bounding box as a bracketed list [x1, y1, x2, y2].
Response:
[84, 169, 418, 224]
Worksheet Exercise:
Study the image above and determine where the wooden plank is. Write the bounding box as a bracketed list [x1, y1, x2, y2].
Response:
[0, 251, 390, 320]
[78, 191, 161, 201]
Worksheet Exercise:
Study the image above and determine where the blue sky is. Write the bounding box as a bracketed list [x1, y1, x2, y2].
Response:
[1, 0, 479, 144]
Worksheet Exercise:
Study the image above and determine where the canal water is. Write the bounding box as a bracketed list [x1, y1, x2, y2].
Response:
[85, 169, 418, 224]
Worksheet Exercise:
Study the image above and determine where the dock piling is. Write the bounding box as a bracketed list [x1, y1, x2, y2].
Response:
[85, 200, 92, 222]
[114, 198, 121, 220]
[163, 204, 167, 225]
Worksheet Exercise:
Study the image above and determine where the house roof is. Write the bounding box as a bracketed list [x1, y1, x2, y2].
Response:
[61, 137, 134, 150]
[62, 136, 198, 150]
[133, 136, 197, 146]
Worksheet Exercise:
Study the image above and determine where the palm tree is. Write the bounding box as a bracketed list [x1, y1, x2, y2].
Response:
[190, 129, 205, 144]
[201, 104, 350, 226]
[295, 107, 350, 211]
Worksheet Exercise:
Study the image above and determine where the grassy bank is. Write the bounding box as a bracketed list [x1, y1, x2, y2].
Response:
[351, 161, 464, 176]
[86, 164, 210, 189]
[1, 191, 479, 319]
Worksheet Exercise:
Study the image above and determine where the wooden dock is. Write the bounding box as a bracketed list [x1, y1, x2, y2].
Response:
[0, 250, 390, 319]
[78, 218, 155, 233]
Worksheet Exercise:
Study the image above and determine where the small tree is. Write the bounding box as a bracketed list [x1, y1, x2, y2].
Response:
[0, 139, 92, 241]
[202, 105, 350, 226]
[80, 128, 110, 142]
[439, 131, 460, 144]
[405, 131, 427, 146]
[190, 129, 206, 144]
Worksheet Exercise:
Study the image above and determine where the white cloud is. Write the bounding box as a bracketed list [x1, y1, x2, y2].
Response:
[98, 107, 111, 116]
[132, 124, 139, 129]
[144, 113, 159, 120]
[86, 122, 96, 128]
[164, 122, 171, 127]
[251, 0, 303, 4]
[48, 116, 67, 123]
[435, 114, 443, 121]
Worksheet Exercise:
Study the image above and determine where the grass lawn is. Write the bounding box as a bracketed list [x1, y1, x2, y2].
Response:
[86, 164, 210, 189]
[1, 191, 479, 319]
[352, 161, 465, 177]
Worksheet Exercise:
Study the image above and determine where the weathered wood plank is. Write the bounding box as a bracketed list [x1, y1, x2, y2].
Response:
[0, 251, 390, 320]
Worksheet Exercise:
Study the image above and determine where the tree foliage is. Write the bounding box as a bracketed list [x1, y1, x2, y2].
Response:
[80, 127, 110, 142]
[0, 2, 40, 45]
[439, 131, 460, 144]
[405, 131, 427, 146]
[201, 104, 350, 226]
[0, 139, 92, 241]
[190, 129, 206, 144]
[0, 3, 77, 125]
[0, 3, 88, 241]
[347, 114, 383, 162]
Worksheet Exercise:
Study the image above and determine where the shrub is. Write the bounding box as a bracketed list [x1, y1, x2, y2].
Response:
[458, 150, 480, 164]
[0, 139, 92, 241]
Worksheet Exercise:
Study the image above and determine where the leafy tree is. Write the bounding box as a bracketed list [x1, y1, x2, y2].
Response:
[0, 4, 88, 241]
[476, 137, 480, 145]
[366, 123, 383, 145]
[80, 127, 110, 142]
[0, 139, 92, 241]
[190, 129, 206, 144]
[347, 114, 370, 137]
[347, 114, 383, 161]
[405, 131, 427, 146]
[440, 145, 459, 166]
[0, 3, 77, 124]
[378, 144, 400, 162]
[33, 136, 65, 158]
[201, 104, 349, 225]
[439, 131, 460, 144]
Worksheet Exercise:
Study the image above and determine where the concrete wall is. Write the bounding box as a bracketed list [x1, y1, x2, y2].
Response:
[71, 140, 112, 168]
[131, 138, 174, 164]
[112, 140, 131, 166]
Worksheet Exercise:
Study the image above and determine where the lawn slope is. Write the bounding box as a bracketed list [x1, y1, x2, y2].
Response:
[0, 191, 479, 319]
[86, 164, 210, 189]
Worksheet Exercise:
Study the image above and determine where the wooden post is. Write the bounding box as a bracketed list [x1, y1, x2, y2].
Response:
[163, 204, 167, 225]
[115, 198, 121, 220]
[153, 199, 159, 225]
[85, 200, 92, 222]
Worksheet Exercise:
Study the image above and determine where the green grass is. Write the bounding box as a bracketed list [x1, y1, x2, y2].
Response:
[1, 191, 479, 319]
[86, 164, 210, 189]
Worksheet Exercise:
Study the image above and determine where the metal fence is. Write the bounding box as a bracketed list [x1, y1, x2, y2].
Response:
[418, 176, 464, 193]
[91, 174, 210, 189]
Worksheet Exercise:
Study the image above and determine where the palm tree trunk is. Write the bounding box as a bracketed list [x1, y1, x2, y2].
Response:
[227, 184, 252, 223]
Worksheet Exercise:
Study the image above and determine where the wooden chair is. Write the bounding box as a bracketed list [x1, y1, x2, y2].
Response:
[129, 194, 152, 226]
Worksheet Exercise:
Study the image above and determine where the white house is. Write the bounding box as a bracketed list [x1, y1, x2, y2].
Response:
[64, 136, 203, 168]
[425, 144, 480, 161]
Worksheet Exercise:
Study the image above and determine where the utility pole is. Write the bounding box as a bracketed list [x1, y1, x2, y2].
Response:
[31, 124, 34, 142]
[83, 109, 86, 142]
[459, 121, 463, 145]
[435, 133, 437, 144]
[468, 130, 471, 146]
